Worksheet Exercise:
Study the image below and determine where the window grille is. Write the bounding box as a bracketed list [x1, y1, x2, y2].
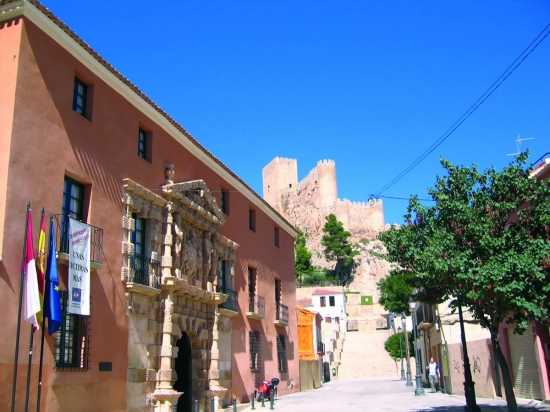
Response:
[277, 334, 288, 372]
[138, 128, 147, 159]
[249, 330, 261, 371]
[55, 290, 90, 371]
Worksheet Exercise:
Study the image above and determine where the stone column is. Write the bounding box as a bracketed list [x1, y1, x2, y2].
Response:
[162, 203, 174, 279]
[207, 311, 227, 410]
[153, 295, 182, 411]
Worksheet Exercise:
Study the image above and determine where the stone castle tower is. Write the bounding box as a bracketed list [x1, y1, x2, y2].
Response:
[262, 157, 385, 241]
[262, 157, 391, 326]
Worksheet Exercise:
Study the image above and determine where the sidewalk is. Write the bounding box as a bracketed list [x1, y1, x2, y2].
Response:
[237, 379, 550, 412]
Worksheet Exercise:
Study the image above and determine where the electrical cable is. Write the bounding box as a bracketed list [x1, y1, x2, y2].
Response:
[374, 22, 550, 196]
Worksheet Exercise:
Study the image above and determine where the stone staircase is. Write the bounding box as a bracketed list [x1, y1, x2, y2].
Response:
[337, 329, 400, 380]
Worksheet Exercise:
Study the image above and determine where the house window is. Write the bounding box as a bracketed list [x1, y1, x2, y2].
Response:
[138, 128, 150, 161]
[249, 209, 256, 232]
[55, 290, 90, 370]
[132, 214, 146, 256]
[218, 260, 227, 293]
[329, 296, 335, 307]
[335, 317, 340, 324]
[249, 330, 261, 371]
[325, 317, 332, 323]
[320, 296, 326, 307]
[248, 267, 256, 312]
[274, 227, 280, 247]
[221, 189, 229, 215]
[277, 334, 288, 372]
[73, 77, 90, 118]
[61, 176, 85, 252]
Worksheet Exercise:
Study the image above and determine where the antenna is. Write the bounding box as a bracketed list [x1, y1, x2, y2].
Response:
[507, 134, 534, 156]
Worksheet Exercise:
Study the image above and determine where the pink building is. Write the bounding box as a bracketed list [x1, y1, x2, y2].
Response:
[0, 1, 299, 411]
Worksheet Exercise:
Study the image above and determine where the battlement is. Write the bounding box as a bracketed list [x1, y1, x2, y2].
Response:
[317, 159, 336, 166]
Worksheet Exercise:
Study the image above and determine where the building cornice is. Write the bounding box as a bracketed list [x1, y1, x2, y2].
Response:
[0, 0, 298, 238]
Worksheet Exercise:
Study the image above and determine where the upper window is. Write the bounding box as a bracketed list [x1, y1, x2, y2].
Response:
[55, 290, 90, 370]
[320, 296, 326, 307]
[329, 296, 335, 307]
[73, 77, 89, 118]
[63, 177, 85, 221]
[132, 214, 146, 256]
[221, 189, 229, 215]
[138, 128, 148, 160]
[218, 260, 227, 293]
[249, 209, 256, 232]
[274, 227, 280, 247]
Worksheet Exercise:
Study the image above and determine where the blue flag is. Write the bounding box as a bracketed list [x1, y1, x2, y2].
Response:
[44, 217, 62, 335]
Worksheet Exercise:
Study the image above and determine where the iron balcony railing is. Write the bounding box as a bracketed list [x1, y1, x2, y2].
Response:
[130, 253, 161, 289]
[416, 302, 435, 326]
[54, 214, 103, 264]
[248, 293, 265, 317]
[218, 287, 238, 313]
[275, 302, 289, 324]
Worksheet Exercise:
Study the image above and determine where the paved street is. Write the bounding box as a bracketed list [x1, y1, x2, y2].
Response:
[238, 379, 550, 412]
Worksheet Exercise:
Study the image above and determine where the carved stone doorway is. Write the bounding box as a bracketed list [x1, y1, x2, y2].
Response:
[173, 332, 192, 412]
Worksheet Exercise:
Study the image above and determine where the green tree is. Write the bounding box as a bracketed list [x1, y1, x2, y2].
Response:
[384, 331, 413, 362]
[377, 153, 550, 412]
[377, 271, 413, 315]
[294, 228, 312, 281]
[321, 214, 358, 283]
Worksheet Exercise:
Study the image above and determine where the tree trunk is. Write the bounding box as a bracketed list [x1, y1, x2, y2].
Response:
[490, 328, 517, 412]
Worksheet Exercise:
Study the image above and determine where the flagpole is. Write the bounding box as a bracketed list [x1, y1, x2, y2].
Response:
[24, 328, 35, 412]
[11, 202, 31, 412]
[36, 212, 50, 412]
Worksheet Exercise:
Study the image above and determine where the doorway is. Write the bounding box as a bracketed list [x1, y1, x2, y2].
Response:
[173, 332, 192, 411]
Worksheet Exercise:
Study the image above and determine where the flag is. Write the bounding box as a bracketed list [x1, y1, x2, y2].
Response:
[44, 217, 62, 335]
[23, 208, 41, 330]
[35, 211, 46, 327]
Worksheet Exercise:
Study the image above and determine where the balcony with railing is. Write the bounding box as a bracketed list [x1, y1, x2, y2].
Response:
[218, 287, 238, 315]
[415, 302, 435, 330]
[274, 302, 289, 327]
[54, 214, 103, 269]
[130, 253, 161, 289]
[247, 293, 265, 320]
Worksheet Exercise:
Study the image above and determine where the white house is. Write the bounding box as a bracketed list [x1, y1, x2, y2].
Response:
[311, 288, 347, 325]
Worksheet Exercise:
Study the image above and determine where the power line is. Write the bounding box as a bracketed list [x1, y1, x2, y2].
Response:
[374, 22, 550, 196]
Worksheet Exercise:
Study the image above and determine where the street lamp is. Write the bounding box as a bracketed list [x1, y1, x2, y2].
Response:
[402, 313, 413, 386]
[409, 299, 425, 396]
[397, 327, 405, 380]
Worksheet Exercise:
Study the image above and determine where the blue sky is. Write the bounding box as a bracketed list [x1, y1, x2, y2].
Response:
[40, 0, 550, 224]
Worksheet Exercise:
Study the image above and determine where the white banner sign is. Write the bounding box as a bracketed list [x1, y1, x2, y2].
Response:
[68, 218, 90, 315]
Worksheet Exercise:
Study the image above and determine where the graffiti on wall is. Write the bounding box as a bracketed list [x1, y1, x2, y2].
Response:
[453, 355, 482, 374]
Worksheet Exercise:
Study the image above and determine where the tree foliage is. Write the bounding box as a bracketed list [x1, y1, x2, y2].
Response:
[377, 153, 550, 412]
[321, 214, 359, 283]
[377, 271, 413, 315]
[384, 331, 413, 362]
[294, 228, 312, 280]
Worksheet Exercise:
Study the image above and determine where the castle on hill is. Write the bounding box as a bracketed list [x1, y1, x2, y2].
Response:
[262, 157, 385, 242]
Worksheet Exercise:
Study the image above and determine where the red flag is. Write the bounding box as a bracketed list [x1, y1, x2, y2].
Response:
[23, 208, 41, 330]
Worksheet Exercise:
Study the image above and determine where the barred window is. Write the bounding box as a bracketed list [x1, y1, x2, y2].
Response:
[277, 334, 288, 372]
[249, 330, 261, 371]
[55, 290, 90, 371]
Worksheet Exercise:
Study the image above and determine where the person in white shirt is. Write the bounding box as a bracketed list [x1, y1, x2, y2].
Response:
[426, 357, 440, 393]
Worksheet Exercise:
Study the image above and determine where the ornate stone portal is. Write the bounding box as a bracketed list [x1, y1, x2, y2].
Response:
[122, 175, 238, 412]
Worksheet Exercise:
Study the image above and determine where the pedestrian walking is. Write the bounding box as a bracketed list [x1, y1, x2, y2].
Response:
[426, 357, 440, 393]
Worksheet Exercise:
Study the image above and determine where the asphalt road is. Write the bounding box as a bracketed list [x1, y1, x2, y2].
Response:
[238, 378, 550, 412]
